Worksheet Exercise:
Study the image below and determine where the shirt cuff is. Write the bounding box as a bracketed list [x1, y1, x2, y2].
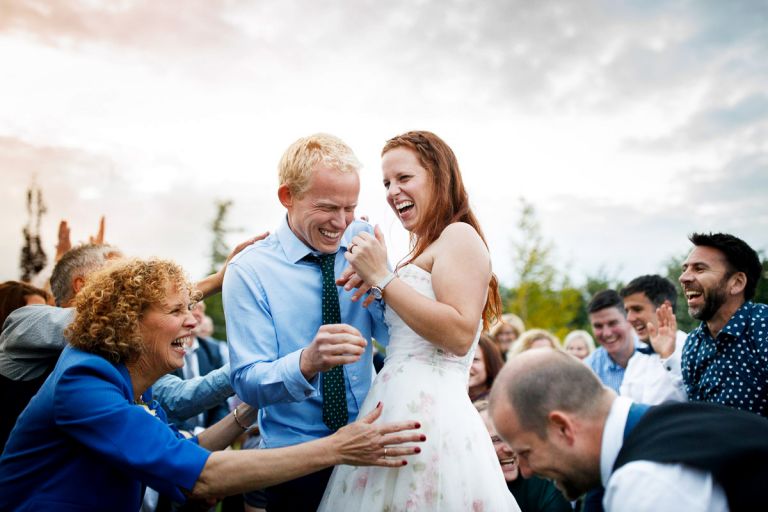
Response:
[661, 351, 682, 374]
[282, 349, 319, 401]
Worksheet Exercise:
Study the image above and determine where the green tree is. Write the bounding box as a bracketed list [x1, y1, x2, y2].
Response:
[20, 183, 48, 282]
[754, 253, 768, 305]
[205, 200, 235, 340]
[504, 198, 583, 341]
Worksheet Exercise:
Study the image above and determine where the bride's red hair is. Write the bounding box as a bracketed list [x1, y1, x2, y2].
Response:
[382, 131, 502, 330]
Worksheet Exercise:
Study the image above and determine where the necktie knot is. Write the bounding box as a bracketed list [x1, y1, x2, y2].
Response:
[305, 252, 335, 272]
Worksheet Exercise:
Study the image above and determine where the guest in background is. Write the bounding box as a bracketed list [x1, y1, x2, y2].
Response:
[508, 329, 560, 359]
[469, 334, 505, 402]
[0, 281, 51, 327]
[476, 400, 572, 512]
[563, 330, 595, 361]
[583, 290, 637, 393]
[0, 281, 53, 450]
[678, 233, 768, 417]
[491, 313, 525, 359]
[618, 275, 688, 404]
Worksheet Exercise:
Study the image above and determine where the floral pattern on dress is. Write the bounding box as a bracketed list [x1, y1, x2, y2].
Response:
[318, 265, 518, 512]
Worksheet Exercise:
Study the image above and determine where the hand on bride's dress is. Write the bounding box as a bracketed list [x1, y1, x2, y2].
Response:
[299, 324, 368, 380]
[331, 402, 425, 468]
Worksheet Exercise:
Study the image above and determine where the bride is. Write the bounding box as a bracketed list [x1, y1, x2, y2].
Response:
[319, 131, 519, 511]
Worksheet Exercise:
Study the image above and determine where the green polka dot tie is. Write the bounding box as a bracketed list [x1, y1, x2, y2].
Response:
[307, 252, 348, 431]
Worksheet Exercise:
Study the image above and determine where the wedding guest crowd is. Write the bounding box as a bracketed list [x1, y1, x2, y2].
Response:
[0, 127, 765, 512]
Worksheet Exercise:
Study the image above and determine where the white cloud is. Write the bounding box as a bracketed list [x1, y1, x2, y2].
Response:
[1, 0, 766, 288]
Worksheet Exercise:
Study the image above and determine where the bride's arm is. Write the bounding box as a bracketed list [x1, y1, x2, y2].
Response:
[345, 223, 490, 356]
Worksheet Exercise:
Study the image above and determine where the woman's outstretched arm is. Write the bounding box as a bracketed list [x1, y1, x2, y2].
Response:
[190, 403, 423, 499]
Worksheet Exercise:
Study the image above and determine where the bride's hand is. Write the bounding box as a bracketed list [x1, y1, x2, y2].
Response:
[330, 402, 425, 468]
[336, 269, 376, 307]
[344, 225, 390, 285]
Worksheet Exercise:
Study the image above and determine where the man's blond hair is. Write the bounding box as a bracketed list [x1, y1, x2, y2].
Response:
[278, 133, 362, 198]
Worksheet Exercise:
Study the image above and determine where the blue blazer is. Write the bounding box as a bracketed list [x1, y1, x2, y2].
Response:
[0, 346, 210, 512]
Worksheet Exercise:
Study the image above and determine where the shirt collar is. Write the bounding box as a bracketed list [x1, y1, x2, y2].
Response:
[720, 301, 754, 338]
[694, 301, 753, 341]
[600, 395, 632, 486]
[276, 215, 353, 263]
[602, 346, 634, 370]
[276, 215, 316, 263]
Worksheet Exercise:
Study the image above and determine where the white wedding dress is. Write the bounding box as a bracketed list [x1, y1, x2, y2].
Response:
[319, 264, 519, 512]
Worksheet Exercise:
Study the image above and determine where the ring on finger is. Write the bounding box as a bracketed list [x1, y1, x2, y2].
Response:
[348, 243, 356, 254]
[383, 447, 388, 458]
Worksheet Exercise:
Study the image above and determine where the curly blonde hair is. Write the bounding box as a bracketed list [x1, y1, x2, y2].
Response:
[67, 258, 198, 364]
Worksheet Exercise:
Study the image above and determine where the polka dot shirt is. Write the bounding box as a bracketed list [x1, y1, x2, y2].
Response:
[682, 301, 768, 418]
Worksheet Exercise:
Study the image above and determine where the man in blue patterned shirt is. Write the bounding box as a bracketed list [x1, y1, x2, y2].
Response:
[680, 232, 768, 418]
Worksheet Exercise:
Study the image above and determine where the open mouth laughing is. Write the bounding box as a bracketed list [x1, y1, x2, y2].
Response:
[319, 228, 341, 241]
[684, 288, 704, 307]
[171, 335, 192, 353]
[395, 200, 414, 216]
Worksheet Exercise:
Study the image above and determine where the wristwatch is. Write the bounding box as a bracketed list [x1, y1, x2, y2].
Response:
[370, 272, 397, 300]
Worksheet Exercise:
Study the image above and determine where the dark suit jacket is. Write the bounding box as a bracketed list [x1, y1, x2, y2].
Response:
[615, 401, 768, 512]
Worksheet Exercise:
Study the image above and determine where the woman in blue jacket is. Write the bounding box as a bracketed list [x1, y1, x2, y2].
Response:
[0, 258, 422, 511]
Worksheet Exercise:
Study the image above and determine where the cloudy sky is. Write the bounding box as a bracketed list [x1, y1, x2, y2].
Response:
[2, 0, 767, 288]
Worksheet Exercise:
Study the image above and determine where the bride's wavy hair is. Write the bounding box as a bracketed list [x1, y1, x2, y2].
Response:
[382, 130, 502, 329]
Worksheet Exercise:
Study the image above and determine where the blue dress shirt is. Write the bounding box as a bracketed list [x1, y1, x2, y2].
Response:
[584, 347, 632, 394]
[223, 217, 389, 448]
[0, 346, 210, 512]
[682, 301, 768, 417]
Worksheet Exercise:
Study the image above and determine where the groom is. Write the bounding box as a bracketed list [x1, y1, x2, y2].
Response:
[223, 133, 389, 511]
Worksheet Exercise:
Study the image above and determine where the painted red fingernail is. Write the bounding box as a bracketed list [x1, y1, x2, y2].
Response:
[377, 401, 382, 408]
[415, 447, 421, 453]
[414, 422, 421, 428]
[402, 460, 407, 466]
[420, 435, 427, 441]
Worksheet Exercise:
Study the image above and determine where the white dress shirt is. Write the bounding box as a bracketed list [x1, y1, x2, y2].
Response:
[600, 396, 728, 512]
[182, 337, 205, 432]
[620, 330, 688, 404]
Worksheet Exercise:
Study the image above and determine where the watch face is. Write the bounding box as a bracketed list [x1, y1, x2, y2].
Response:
[371, 286, 383, 300]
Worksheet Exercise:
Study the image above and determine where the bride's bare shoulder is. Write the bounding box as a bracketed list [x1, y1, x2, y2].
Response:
[438, 222, 483, 245]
